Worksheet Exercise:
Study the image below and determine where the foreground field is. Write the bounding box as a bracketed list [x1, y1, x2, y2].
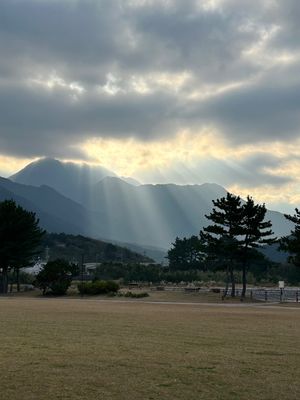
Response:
[0, 298, 299, 400]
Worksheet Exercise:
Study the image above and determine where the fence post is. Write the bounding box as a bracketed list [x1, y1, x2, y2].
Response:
[296, 291, 299, 303]
[280, 288, 283, 303]
[265, 290, 268, 302]
[250, 290, 253, 300]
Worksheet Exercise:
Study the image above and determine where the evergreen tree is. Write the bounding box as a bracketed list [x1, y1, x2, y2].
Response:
[167, 193, 275, 297]
[202, 194, 275, 298]
[203, 193, 243, 297]
[35, 259, 78, 295]
[167, 235, 204, 271]
[0, 200, 45, 294]
[280, 208, 300, 268]
[239, 197, 275, 298]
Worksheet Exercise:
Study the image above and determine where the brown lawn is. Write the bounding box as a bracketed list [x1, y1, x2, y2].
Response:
[0, 297, 299, 400]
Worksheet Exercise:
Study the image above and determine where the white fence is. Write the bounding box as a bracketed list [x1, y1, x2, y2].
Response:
[224, 288, 300, 302]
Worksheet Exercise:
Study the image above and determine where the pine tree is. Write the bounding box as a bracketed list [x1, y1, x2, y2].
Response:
[280, 208, 300, 268]
[167, 236, 204, 271]
[0, 200, 45, 294]
[239, 197, 275, 298]
[202, 193, 275, 298]
[203, 193, 243, 297]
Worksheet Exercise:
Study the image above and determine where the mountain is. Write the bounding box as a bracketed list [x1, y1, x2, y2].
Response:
[120, 177, 141, 186]
[0, 177, 157, 262]
[0, 176, 95, 236]
[10, 158, 117, 204]
[5, 160, 295, 250]
[39, 233, 153, 264]
[84, 178, 229, 247]
[110, 240, 167, 264]
[261, 242, 289, 264]
[89, 178, 294, 247]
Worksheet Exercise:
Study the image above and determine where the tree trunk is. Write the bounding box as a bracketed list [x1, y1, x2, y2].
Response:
[9, 276, 13, 293]
[10, 268, 17, 293]
[230, 268, 235, 297]
[16, 268, 20, 292]
[4, 269, 8, 294]
[222, 266, 230, 299]
[241, 264, 247, 298]
[0, 272, 3, 294]
[0, 268, 9, 294]
[241, 245, 249, 299]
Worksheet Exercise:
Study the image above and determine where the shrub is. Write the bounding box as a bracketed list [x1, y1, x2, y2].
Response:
[50, 281, 71, 296]
[123, 291, 149, 298]
[105, 280, 120, 293]
[77, 280, 120, 295]
[78, 282, 95, 295]
[34, 259, 77, 296]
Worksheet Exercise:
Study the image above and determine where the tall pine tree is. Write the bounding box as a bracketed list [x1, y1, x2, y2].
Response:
[202, 194, 275, 298]
[203, 193, 243, 297]
[239, 197, 275, 298]
[0, 200, 45, 294]
[280, 208, 300, 268]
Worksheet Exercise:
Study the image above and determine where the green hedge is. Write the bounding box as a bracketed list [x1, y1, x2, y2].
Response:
[77, 280, 119, 295]
[123, 291, 149, 298]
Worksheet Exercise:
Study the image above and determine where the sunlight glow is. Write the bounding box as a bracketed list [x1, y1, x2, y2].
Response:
[229, 184, 300, 213]
[80, 132, 300, 180]
[2, 133, 300, 214]
[80, 129, 223, 176]
[78, 133, 300, 213]
[0, 156, 38, 177]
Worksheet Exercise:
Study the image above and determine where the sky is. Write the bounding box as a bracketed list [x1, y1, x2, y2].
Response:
[0, 0, 300, 213]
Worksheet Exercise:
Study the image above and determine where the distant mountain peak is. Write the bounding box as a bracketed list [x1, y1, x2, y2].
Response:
[10, 157, 117, 203]
[98, 176, 132, 187]
[35, 157, 60, 164]
[1, 161, 294, 249]
[120, 176, 141, 186]
[199, 182, 226, 189]
[10, 157, 116, 177]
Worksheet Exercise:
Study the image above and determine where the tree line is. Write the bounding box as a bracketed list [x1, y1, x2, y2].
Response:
[1, 196, 300, 296]
[168, 193, 300, 298]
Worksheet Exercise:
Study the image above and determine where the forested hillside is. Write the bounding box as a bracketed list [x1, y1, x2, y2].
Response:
[39, 233, 153, 264]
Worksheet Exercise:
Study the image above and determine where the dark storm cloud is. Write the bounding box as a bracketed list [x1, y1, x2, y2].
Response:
[0, 81, 181, 157]
[0, 0, 259, 82]
[266, 0, 300, 52]
[191, 77, 300, 144]
[0, 0, 299, 161]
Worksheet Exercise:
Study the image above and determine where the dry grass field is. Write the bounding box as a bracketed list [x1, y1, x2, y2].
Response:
[0, 297, 300, 400]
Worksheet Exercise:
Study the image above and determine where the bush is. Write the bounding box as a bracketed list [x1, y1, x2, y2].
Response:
[210, 288, 221, 293]
[123, 291, 149, 298]
[77, 282, 93, 295]
[50, 281, 71, 296]
[105, 280, 120, 293]
[77, 280, 120, 295]
[34, 259, 77, 296]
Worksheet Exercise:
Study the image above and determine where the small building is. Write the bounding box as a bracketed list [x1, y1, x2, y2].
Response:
[83, 262, 100, 275]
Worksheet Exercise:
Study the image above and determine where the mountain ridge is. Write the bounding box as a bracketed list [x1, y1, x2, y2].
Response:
[5, 158, 295, 250]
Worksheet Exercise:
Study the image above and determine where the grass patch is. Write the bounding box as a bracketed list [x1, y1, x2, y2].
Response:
[0, 298, 299, 399]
